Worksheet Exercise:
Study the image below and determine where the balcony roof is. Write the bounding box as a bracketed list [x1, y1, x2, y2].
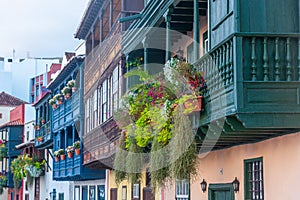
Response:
[15, 139, 34, 150]
[75, 0, 105, 40]
[47, 56, 84, 90]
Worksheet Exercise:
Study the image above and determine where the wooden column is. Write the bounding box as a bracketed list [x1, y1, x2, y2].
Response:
[110, 0, 114, 28]
[193, 0, 200, 61]
[142, 38, 148, 72]
[100, 12, 103, 43]
[164, 7, 173, 62]
[72, 124, 75, 144]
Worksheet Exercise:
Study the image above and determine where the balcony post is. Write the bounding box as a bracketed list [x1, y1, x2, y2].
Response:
[72, 124, 75, 144]
[164, 6, 173, 62]
[79, 61, 84, 139]
[193, 0, 200, 61]
[142, 37, 148, 72]
[110, 0, 114, 28]
[100, 12, 103, 43]
[64, 128, 67, 148]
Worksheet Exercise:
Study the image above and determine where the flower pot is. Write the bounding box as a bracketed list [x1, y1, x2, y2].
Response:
[37, 137, 43, 142]
[75, 148, 80, 156]
[72, 87, 76, 93]
[41, 120, 45, 125]
[55, 157, 59, 162]
[183, 96, 202, 113]
[52, 104, 57, 109]
[60, 154, 66, 160]
[65, 93, 71, 100]
[58, 100, 63, 105]
[67, 152, 73, 158]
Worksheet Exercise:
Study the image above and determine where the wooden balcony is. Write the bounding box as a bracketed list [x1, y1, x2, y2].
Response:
[35, 121, 52, 149]
[193, 33, 300, 151]
[83, 118, 120, 169]
[53, 152, 105, 181]
[52, 91, 80, 132]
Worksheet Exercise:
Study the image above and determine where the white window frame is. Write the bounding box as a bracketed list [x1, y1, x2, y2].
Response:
[175, 179, 189, 200]
[132, 183, 140, 199]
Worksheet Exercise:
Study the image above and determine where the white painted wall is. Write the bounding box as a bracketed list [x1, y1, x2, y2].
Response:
[41, 150, 73, 200]
[0, 106, 15, 126]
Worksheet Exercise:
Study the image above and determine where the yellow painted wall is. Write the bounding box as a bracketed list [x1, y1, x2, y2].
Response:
[108, 170, 147, 200]
[164, 132, 300, 200]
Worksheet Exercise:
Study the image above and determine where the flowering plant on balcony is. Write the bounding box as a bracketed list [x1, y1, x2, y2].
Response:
[0, 175, 6, 186]
[65, 146, 74, 153]
[67, 79, 76, 92]
[53, 150, 60, 157]
[164, 57, 207, 96]
[57, 148, 65, 155]
[61, 86, 71, 99]
[48, 98, 57, 109]
[53, 93, 64, 104]
[73, 141, 80, 149]
[36, 136, 43, 142]
[113, 59, 205, 186]
[0, 139, 6, 145]
[11, 155, 46, 188]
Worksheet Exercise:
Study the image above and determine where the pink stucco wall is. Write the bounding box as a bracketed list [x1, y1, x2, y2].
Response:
[164, 132, 300, 200]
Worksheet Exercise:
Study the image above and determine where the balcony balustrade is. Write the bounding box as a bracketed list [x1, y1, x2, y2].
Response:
[35, 121, 52, 148]
[52, 91, 80, 132]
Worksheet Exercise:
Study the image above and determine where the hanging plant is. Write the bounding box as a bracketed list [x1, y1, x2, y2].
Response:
[113, 58, 205, 186]
[170, 105, 198, 180]
[126, 136, 143, 184]
[150, 138, 170, 189]
[114, 132, 127, 185]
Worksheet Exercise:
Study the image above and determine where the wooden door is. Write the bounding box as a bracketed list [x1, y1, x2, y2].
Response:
[110, 188, 117, 200]
[208, 184, 234, 200]
[143, 187, 154, 200]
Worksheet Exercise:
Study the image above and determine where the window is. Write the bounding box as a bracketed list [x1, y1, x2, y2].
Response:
[112, 66, 119, 111]
[0, 113, 2, 119]
[74, 186, 80, 200]
[107, 76, 112, 118]
[93, 90, 98, 128]
[245, 157, 264, 200]
[203, 31, 209, 54]
[122, 186, 127, 200]
[85, 99, 90, 133]
[175, 180, 189, 200]
[97, 87, 102, 125]
[89, 186, 95, 200]
[58, 193, 64, 200]
[132, 183, 140, 199]
[101, 80, 107, 122]
[97, 185, 105, 200]
[26, 131, 29, 141]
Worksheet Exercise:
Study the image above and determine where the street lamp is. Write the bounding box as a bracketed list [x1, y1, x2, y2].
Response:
[200, 179, 207, 192]
[232, 177, 240, 193]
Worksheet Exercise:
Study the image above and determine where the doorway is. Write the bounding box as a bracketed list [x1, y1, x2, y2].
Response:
[208, 183, 234, 200]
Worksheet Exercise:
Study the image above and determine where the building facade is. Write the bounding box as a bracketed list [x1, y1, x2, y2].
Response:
[76, 0, 300, 200]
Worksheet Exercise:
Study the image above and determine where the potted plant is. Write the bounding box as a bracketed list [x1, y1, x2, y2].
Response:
[65, 146, 74, 158]
[48, 98, 57, 109]
[57, 149, 65, 160]
[61, 86, 71, 100]
[73, 141, 81, 155]
[37, 136, 43, 142]
[67, 80, 76, 92]
[54, 94, 64, 105]
[53, 150, 60, 162]
[34, 123, 40, 130]
[39, 117, 45, 125]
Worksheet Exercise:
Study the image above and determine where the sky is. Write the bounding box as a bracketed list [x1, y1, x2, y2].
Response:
[0, 0, 89, 59]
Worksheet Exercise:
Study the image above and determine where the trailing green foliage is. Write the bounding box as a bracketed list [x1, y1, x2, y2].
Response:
[114, 133, 127, 185]
[150, 139, 170, 189]
[170, 105, 198, 180]
[126, 138, 143, 184]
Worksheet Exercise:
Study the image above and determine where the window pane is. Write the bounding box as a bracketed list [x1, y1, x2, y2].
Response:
[245, 158, 264, 200]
